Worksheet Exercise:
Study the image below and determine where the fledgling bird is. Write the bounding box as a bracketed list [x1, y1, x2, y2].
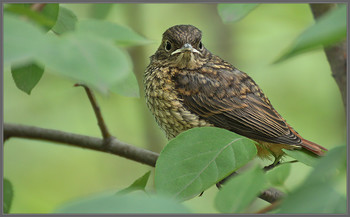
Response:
[144, 24, 327, 167]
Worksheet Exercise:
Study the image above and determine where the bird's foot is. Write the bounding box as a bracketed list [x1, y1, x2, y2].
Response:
[263, 161, 280, 172]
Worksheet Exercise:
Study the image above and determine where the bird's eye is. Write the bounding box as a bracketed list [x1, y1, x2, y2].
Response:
[198, 41, 203, 50]
[165, 41, 172, 51]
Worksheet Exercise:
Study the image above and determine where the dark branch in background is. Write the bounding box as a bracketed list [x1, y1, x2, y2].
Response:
[74, 84, 112, 140]
[309, 3, 347, 108]
[3, 123, 284, 203]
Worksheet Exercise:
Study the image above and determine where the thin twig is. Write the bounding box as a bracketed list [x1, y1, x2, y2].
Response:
[74, 84, 112, 140]
[4, 122, 285, 204]
[309, 3, 347, 108]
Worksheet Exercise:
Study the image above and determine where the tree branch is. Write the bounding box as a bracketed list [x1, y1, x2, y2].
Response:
[4, 122, 285, 203]
[309, 3, 347, 108]
[4, 123, 158, 167]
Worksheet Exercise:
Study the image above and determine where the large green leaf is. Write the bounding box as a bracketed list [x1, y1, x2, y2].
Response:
[4, 178, 14, 214]
[76, 19, 152, 46]
[155, 127, 257, 201]
[116, 171, 151, 195]
[52, 6, 78, 34]
[5, 4, 59, 31]
[275, 4, 346, 63]
[283, 149, 320, 167]
[4, 13, 48, 66]
[279, 146, 347, 213]
[11, 62, 44, 94]
[56, 192, 191, 213]
[279, 183, 346, 213]
[38, 33, 133, 94]
[214, 166, 266, 213]
[217, 4, 259, 23]
[304, 145, 346, 186]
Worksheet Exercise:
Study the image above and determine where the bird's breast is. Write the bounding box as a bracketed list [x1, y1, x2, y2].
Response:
[144, 65, 212, 139]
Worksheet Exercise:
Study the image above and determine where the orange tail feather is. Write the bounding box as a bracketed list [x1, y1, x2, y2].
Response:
[300, 138, 328, 156]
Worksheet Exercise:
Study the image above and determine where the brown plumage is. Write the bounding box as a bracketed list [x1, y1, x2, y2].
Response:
[144, 24, 327, 165]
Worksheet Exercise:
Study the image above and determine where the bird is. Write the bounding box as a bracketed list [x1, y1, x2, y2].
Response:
[144, 24, 327, 169]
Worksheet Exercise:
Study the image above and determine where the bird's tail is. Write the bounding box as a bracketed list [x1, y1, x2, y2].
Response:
[300, 138, 328, 156]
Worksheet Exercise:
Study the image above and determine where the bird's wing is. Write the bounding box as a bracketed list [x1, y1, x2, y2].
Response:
[174, 66, 302, 145]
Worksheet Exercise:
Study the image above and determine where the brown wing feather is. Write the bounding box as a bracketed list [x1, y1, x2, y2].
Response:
[174, 65, 302, 146]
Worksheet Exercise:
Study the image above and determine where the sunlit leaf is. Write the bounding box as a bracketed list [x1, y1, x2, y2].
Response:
[266, 163, 291, 186]
[11, 62, 44, 94]
[155, 127, 257, 201]
[214, 166, 266, 213]
[283, 149, 320, 167]
[56, 192, 191, 213]
[52, 6, 78, 34]
[4, 13, 48, 66]
[116, 171, 151, 195]
[38, 33, 132, 95]
[275, 4, 346, 63]
[4, 178, 14, 214]
[217, 4, 259, 23]
[76, 19, 152, 46]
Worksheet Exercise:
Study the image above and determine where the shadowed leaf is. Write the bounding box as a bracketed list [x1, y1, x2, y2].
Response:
[11, 62, 44, 94]
[4, 178, 14, 214]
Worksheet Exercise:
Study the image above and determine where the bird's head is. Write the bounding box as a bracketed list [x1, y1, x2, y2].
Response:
[153, 25, 210, 69]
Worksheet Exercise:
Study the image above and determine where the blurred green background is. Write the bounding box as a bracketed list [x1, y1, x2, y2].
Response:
[4, 3, 346, 213]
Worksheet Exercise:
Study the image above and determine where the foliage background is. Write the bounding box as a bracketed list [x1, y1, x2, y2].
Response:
[3, 3, 346, 213]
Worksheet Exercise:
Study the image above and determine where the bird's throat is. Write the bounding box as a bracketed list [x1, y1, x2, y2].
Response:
[174, 52, 198, 69]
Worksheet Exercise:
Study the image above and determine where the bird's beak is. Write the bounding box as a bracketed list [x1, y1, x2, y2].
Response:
[171, 43, 200, 55]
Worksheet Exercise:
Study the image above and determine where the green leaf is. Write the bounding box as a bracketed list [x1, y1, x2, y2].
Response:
[56, 192, 191, 213]
[214, 165, 266, 213]
[11, 62, 44, 94]
[5, 4, 59, 31]
[89, 4, 114, 19]
[279, 146, 347, 213]
[4, 178, 14, 214]
[283, 149, 320, 167]
[266, 163, 291, 186]
[4, 13, 48, 66]
[11, 63, 44, 95]
[116, 171, 151, 195]
[304, 145, 346, 186]
[109, 69, 140, 98]
[279, 183, 346, 213]
[52, 6, 78, 34]
[155, 127, 257, 201]
[217, 4, 259, 23]
[38, 33, 133, 95]
[275, 4, 346, 63]
[76, 19, 152, 46]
